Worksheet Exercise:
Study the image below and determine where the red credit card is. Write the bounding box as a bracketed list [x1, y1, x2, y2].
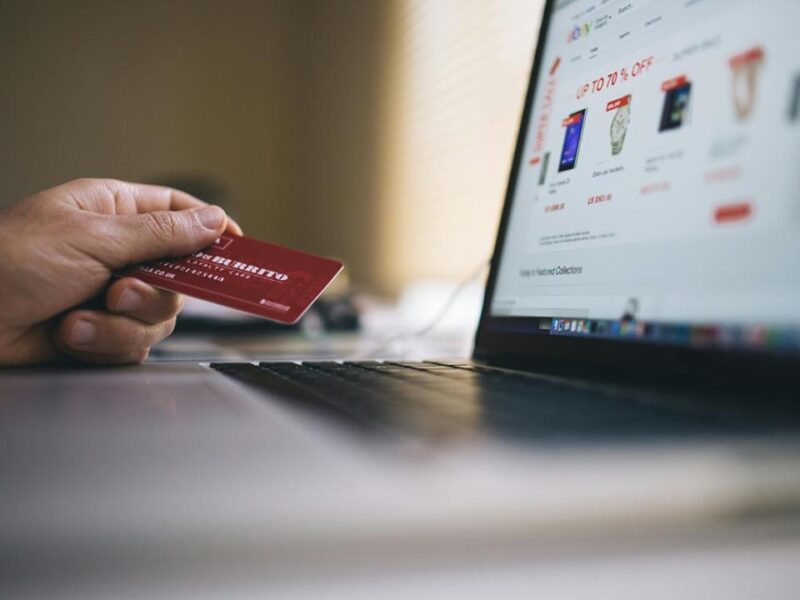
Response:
[117, 235, 343, 324]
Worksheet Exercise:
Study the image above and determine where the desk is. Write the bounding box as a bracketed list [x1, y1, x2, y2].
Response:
[2, 331, 800, 599]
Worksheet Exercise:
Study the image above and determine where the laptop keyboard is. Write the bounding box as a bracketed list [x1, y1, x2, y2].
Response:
[210, 360, 758, 441]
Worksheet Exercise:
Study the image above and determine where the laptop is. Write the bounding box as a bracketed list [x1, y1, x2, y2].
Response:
[207, 0, 800, 441]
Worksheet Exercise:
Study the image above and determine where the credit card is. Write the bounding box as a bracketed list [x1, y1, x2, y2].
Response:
[117, 235, 344, 324]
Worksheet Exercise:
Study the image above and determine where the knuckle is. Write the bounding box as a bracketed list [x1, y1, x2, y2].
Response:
[134, 324, 152, 349]
[142, 211, 179, 241]
[121, 348, 150, 365]
[68, 177, 116, 196]
[163, 318, 177, 338]
[163, 292, 184, 316]
[77, 177, 122, 189]
[105, 321, 148, 353]
[174, 293, 186, 314]
[68, 177, 97, 189]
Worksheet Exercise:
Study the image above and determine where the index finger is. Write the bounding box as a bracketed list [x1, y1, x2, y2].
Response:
[125, 183, 244, 236]
[58, 179, 243, 235]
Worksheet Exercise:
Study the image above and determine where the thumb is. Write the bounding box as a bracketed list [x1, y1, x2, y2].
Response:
[103, 205, 228, 268]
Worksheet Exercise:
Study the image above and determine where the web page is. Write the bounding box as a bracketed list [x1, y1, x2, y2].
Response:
[490, 0, 800, 350]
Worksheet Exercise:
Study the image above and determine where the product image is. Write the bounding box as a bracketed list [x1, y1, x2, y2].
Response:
[730, 46, 764, 120]
[559, 109, 586, 172]
[659, 77, 691, 132]
[538, 152, 550, 185]
[790, 73, 800, 122]
[608, 95, 631, 155]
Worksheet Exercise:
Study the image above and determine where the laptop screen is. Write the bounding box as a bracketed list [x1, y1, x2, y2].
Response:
[488, 0, 800, 354]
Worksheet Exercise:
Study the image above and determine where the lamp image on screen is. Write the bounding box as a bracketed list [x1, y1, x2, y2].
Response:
[558, 109, 586, 172]
[729, 47, 764, 120]
[659, 78, 691, 132]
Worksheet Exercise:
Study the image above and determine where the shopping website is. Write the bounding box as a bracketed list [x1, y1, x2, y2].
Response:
[490, 0, 800, 350]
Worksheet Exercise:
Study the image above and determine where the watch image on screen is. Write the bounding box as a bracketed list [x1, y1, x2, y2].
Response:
[559, 109, 587, 172]
[609, 96, 631, 155]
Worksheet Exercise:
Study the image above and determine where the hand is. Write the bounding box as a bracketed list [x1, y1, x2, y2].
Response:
[0, 178, 242, 366]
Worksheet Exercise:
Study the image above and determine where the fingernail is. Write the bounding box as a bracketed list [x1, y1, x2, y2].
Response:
[194, 206, 225, 231]
[70, 320, 97, 346]
[117, 288, 142, 313]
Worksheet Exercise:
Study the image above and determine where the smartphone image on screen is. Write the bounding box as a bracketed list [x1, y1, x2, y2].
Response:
[559, 109, 586, 172]
[659, 82, 692, 132]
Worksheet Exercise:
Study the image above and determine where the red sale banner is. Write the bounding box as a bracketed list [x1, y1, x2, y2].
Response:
[606, 94, 631, 111]
[661, 75, 688, 91]
[549, 56, 561, 76]
[729, 47, 764, 68]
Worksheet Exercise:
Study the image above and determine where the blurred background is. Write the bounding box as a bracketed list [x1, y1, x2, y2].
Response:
[0, 0, 542, 298]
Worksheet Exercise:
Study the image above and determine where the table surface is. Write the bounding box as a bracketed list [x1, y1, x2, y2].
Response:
[3, 328, 800, 599]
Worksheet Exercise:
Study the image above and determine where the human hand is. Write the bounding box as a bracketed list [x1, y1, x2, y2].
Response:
[0, 178, 242, 366]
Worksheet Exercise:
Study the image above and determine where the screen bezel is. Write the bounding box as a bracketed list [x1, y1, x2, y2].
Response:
[473, 0, 800, 383]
